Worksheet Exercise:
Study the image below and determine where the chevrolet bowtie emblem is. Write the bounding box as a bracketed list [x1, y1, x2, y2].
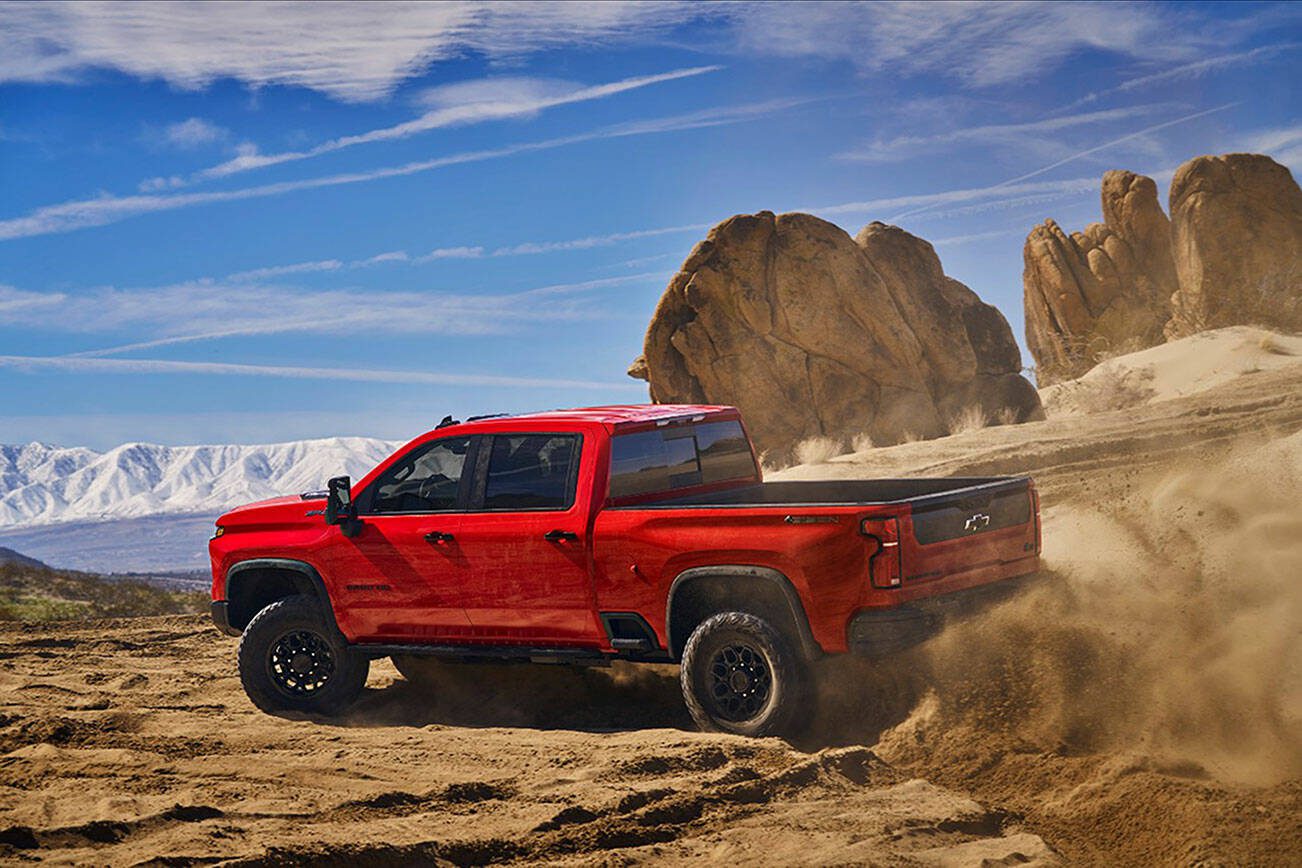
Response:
[964, 513, 991, 532]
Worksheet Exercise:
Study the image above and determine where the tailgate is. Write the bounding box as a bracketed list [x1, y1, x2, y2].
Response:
[899, 478, 1039, 589]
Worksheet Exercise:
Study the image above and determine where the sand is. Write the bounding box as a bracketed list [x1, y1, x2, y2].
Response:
[2, 341, 1301, 865]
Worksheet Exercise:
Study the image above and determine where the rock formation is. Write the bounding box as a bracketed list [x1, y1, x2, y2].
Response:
[1024, 153, 1302, 384]
[1022, 171, 1176, 384]
[1166, 153, 1302, 338]
[629, 212, 1042, 456]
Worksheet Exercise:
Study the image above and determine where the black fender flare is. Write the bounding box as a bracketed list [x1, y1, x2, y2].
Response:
[224, 558, 339, 631]
[664, 565, 820, 660]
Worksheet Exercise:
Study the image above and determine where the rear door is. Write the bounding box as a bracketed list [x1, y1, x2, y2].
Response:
[452, 432, 599, 644]
[323, 434, 476, 641]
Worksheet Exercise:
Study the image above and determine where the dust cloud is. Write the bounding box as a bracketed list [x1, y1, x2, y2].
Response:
[879, 433, 1302, 789]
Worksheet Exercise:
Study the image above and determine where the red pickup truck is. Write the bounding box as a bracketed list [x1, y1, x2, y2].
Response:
[210, 405, 1039, 735]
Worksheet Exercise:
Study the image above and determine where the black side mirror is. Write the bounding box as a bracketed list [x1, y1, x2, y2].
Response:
[324, 475, 353, 525]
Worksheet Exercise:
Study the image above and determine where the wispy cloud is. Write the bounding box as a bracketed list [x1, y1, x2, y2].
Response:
[177, 65, 721, 184]
[837, 104, 1165, 163]
[154, 116, 229, 149]
[0, 97, 814, 242]
[729, 1, 1211, 86]
[1063, 42, 1301, 112]
[0, 273, 662, 360]
[0, 353, 636, 391]
[0, 284, 65, 314]
[0, 2, 708, 102]
[887, 104, 1237, 222]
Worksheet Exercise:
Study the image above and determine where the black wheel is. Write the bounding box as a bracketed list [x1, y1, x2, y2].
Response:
[237, 595, 369, 716]
[679, 611, 807, 737]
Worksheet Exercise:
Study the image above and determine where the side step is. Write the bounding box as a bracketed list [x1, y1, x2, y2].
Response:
[353, 642, 609, 665]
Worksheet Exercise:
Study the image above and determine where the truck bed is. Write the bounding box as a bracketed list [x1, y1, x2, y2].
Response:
[620, 477, 1023, 507]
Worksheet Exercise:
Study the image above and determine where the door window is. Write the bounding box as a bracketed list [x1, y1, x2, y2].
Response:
[366, 436, 472, 514]
[481, 434, 581, 510]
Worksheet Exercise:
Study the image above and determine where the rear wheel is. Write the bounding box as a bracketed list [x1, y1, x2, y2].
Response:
[237, 595, 369, 716]
[679, 611, 807, 737]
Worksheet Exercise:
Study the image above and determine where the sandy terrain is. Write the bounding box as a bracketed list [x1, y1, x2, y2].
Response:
[2, 343, 1301, 865]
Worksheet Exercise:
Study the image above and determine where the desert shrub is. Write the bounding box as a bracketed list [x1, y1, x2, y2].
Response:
[0, 563, 207, 622]
[1258, 332, 1294, 356]
[850, 432, 876, 453]
[945, 405, 989, 436]
[793, 436, 842, 465]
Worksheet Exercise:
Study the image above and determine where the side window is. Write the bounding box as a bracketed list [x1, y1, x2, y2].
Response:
[694, 421, 755, 484]
[367, 436, 471, 514]
[609, 419, 756, 500]
[481, 434, 581, 510]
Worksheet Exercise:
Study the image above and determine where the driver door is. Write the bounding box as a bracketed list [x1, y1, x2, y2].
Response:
[323, 435, 476, 642]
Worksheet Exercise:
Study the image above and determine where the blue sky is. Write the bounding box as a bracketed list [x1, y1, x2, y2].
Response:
[1, 1, 1298, 450]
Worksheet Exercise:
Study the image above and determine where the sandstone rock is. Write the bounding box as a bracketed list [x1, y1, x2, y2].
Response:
[1023, 153, 1301, 384]
[1022, 171, 1175, 385]
[1166, 153, 1302, 338]
[630, 212, 1042, 456]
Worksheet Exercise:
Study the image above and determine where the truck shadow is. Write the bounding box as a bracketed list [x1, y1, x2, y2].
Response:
[336, 660, 696, 733]
[325, 654, 925, 746]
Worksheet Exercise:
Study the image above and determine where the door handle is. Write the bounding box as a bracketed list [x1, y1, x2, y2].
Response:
[423, 530, 455, 543]
[543, 529, 579, 542]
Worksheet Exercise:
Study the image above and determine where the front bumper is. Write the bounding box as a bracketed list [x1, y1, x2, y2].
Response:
[848, 571, 1042, 657]
[210, 601, 241, 637]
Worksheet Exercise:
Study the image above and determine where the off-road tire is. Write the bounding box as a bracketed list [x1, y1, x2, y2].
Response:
[679, 611, 807, 737]
[237, 595, 369, 716]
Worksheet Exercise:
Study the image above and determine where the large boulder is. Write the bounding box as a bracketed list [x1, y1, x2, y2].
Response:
[1166, 153, 1302, 338]
[1023, 153, 1302, 383]
[1022, 171, 1176, 385]
[630, 212, 1041, 457]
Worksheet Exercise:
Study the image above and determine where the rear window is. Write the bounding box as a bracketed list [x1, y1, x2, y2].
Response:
[608, 419, 756, 500]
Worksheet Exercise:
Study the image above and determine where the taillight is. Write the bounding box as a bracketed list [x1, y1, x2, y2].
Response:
[1029, 484, 1041, 553]
[860, 517, 902, 588]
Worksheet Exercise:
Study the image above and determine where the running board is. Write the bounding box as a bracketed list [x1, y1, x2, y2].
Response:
[353, 642, 611, 665]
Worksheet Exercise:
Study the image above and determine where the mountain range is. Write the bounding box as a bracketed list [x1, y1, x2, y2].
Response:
[0, 438, 399, 571]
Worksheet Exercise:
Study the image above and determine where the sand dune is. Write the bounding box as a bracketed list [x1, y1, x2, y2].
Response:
[1, 342, 1300, 865]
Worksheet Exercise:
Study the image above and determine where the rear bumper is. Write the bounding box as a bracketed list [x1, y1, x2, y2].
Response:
[210, 601, 241, 637]
[848, 571, 1042, 657]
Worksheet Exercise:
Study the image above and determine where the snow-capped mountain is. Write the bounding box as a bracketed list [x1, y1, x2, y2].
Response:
[0, 437, 400, 528]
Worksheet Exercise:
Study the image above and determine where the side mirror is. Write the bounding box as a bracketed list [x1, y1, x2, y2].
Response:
[324, 475, 353, 525]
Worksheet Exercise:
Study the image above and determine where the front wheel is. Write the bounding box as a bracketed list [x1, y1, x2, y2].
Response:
[237, 595, 369, 716]
[679, 611, 807, 737]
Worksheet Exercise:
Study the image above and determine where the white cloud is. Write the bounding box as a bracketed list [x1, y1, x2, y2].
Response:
[0, 1, 707, 102]
[492, 222, 713, 257]
[886, 104, 1237, 222]
[0, 284, 65, 314]
[187, 65, 721, 183]
[1064, 42, 1301, 111]
[157, 116, 228, 149]
[1228, 124, 1302, 171]
[837, 104, 1165, 163]
[0, 97, 811, 242]
[0, 272, 662, 360]
[728, 1, 1211, 87]
[0, 353, 635, 391]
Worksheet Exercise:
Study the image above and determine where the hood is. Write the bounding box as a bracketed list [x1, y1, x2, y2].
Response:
[217, 494, 325, 529]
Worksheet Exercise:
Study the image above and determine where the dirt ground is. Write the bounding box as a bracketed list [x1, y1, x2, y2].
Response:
[1, 364, 1300, 866]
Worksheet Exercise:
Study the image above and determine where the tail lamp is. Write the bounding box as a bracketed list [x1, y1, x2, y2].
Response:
[1029, 482, 1041, 554]
[860, 517, 902, 588]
